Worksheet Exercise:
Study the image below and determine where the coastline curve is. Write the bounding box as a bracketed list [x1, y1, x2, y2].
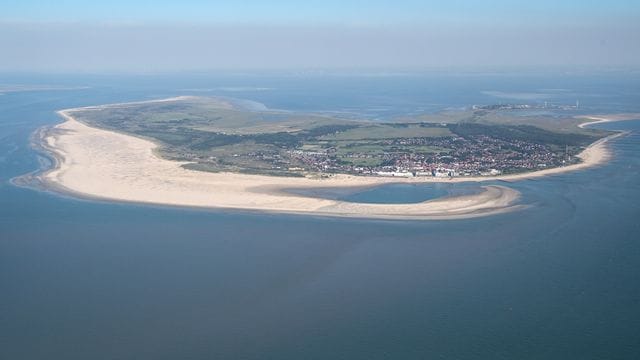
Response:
[18, 100, 633, 220]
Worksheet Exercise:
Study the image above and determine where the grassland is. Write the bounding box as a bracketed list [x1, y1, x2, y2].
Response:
[318, 124, 453, 140]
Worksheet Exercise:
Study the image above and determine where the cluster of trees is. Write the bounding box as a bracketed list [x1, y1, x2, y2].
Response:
[449, 123, 597, 146]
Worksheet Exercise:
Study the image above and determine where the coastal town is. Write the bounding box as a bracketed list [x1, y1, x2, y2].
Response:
[244, 131, 575, 178]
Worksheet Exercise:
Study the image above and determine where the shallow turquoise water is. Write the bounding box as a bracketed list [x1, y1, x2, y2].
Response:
[1, 73, 639, 359]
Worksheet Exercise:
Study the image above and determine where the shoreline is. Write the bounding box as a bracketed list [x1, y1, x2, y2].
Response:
[577, 113, 640, 128]
[21, 101, 632, 220]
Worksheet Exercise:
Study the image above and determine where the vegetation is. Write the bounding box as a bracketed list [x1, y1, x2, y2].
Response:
[448, 123, 597, 146]
[319, 124, 452, 140]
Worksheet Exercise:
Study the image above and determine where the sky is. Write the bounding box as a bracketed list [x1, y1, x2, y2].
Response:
[1, 0, 639, 72]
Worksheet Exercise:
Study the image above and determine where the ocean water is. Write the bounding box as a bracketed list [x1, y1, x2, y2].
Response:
[1, 72, 640, 359]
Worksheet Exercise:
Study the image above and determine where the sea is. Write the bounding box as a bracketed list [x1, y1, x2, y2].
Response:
[1, 71, 639, 359]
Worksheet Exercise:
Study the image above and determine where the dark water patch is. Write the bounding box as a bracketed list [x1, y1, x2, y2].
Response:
[284, 182, 484, 204]
[342, 182, 482, 204]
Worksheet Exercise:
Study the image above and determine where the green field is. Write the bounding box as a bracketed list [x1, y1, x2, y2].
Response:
[319, 124, 452, 140]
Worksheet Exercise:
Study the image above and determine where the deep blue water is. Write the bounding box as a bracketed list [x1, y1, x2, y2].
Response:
[1, 72, 640, 359]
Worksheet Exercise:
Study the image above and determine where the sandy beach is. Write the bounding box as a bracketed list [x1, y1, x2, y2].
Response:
[577, 113, 640, 128]
[33, 105, 629, 220]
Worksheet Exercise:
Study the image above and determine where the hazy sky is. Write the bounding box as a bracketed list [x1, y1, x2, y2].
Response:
[1, 0, 639, 72]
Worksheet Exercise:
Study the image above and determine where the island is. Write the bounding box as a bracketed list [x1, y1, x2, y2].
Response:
[30, 96, 626, 220]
